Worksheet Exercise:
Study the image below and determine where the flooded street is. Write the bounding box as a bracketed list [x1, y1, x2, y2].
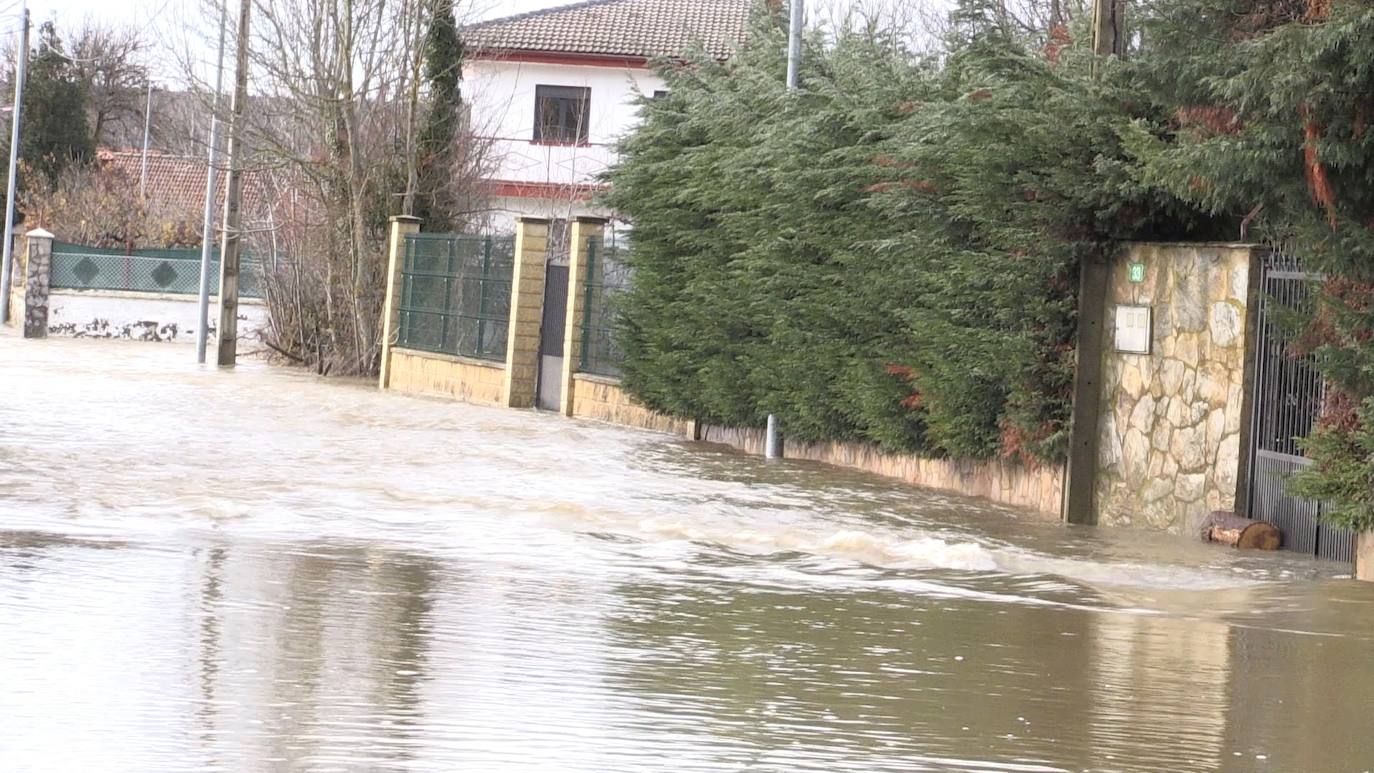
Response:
[2, 336, 1373, 772]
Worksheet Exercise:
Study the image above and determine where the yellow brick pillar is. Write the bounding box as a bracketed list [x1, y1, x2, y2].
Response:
[560, 217, 608, 416]
[379, 215, 421, 390]
[503, 217, 549, 408]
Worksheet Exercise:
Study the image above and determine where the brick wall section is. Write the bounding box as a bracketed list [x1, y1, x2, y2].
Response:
[560, 218, 606, 416]
[387, 348, 507, 406]
[1095, 243, 1255, 534]
[570, 373, 697, 435]
[379, 216, 421, 389]
[503, 218, 548, 408]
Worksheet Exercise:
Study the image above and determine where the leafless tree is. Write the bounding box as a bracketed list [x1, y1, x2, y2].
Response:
[68, 22, 150, 148]
[163, 0, 493, 375]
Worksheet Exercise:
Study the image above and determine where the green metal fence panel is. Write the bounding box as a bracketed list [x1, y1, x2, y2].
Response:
[578, 235, 631, 378]
[49, 241, 265, 298]
[396, 232, 515, 362]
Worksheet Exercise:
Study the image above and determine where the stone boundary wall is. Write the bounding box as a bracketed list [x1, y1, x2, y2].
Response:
[696, 425, 1064, 517]
[565, 379, 1063, 517]
[569, 374, 696, 436]
[1094, 242, 1255, 534]
[387, 348, 507, 407]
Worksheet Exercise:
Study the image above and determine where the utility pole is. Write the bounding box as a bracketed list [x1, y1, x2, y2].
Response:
[216, 0, 250, 367]
[139, 80, 153, 198]
[1065, 0, 1127, 523]
[769, 0, 803, 457]
[785, 0, 802, 91]
[0, 5, 28, 325]
[196, 0, 229, 364]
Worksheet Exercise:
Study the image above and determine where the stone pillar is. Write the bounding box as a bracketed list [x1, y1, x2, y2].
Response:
[22, 228, 54, 338]
[378, 215, 421, 389]
[503, 217, 548, 408]
[1356, 533, 1374, 582]
[560, 217, 608, 416]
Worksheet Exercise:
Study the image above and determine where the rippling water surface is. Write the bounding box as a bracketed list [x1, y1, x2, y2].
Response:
[2, 336, 1373, 772]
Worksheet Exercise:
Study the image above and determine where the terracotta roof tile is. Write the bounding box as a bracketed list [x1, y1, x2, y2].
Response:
[97, 149, 273, 219]
[467, 0, 754, 61]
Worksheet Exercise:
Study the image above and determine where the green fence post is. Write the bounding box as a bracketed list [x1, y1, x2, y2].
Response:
[477, 235, 492, 357]
[579, 238, 597, 372]
[439, 236, 455, 353]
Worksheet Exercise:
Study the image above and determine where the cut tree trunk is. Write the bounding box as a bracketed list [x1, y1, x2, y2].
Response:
[1200, 511, 1281, 550]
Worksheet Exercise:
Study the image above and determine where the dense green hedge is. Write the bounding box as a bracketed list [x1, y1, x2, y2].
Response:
[1127, 0, 1374, 531]
[604, 7, 1196, 463]
[606, 0, 1374, 530]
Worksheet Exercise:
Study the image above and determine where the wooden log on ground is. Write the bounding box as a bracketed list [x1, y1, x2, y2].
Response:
[1200, 510, 1281, 550]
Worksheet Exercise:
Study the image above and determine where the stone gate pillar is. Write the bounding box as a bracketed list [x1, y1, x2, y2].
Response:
[22, 228, 54, 339]
[560, 217, 607, 416]
[379, 215, 421, 389]
[503, 217, 548, 408]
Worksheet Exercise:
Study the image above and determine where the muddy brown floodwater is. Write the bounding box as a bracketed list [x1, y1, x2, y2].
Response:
[2, 336, 1373, 772]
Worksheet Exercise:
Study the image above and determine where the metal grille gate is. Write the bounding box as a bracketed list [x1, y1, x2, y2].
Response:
[1246, 252, 1354, 562]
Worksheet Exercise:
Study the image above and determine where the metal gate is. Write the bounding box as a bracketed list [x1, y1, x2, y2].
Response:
[1246, 252, 1354, 562]
[536, 263, 569, 411]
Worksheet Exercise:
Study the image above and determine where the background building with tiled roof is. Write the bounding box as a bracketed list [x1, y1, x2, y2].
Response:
[464, 0, 754, 231]
[97, 149, 274, 221]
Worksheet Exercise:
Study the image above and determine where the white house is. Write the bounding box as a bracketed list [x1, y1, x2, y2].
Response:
[464, 0, 754, 235]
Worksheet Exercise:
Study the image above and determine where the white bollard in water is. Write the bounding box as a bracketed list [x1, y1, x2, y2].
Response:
[765, 414, 781, 460]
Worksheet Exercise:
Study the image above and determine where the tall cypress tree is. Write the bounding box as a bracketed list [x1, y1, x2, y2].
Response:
[13, 22, 94, 187]
[414, 0, 463, 230]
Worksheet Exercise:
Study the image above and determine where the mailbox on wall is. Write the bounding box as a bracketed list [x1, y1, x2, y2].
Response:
[1114, 304, 1151, 354]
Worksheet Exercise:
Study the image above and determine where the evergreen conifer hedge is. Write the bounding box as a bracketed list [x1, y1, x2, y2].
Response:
[604, 7, 1194, 464]
[1127, 0, 1374, 531]
[605, 0, 1374, 530]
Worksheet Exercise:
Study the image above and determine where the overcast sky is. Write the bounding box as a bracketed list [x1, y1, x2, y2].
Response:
[12, 0, 614, 31]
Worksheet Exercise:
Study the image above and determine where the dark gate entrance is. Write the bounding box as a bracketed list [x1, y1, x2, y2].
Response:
[536, 263, 569, 411]
[1246, 252, 1353, 562]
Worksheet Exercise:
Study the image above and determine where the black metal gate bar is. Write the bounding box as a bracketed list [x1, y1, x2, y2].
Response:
[1246, 252, 1354, 563]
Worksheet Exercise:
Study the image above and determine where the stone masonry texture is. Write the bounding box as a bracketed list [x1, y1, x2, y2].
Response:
[1095, 243, 1255, 534]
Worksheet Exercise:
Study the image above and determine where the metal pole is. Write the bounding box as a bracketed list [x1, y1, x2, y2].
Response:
[0, 5, 28, 325]
[139, 79, 152, 198]
[785, 0, 802, 91]
[196, 0, 229, 363]
[216, 0, 251, 367]
[765, 414, 782, 459]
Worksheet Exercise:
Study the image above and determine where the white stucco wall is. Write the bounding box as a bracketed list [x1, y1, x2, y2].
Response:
[466, 57, 666, 226]
[48, 290, 270, 344]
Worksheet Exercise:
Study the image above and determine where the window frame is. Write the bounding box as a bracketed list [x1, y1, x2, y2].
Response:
[533, 84, 591, 146]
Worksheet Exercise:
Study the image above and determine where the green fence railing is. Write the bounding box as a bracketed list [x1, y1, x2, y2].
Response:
[578, 236, 630, 378]
[50, 242, 265, 298]
[396, 232, 515, 362]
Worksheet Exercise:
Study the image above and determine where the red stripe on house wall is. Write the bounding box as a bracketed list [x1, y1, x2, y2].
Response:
[489, 180, 608, 200]
[470, 49, 651, 70]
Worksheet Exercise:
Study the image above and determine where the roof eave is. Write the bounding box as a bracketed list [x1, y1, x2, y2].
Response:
[468, 48, 654, 69]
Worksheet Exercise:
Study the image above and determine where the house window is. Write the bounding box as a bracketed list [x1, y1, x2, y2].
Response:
[534, 85, 590, 145]
[652, 90, 669, 100]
